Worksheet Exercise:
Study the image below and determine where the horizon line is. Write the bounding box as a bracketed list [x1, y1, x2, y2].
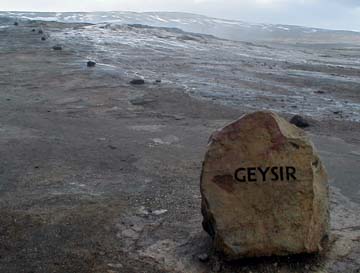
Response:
[1, 9, 359, 33]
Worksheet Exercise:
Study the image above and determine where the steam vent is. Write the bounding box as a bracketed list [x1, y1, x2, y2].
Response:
[200, 111, 330, 259]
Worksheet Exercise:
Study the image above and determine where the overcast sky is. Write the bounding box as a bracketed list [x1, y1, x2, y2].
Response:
[1, 0, 360, 31]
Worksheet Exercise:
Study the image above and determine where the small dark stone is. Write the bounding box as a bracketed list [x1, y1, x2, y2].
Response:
[52, 45, 62, 50]
[130, 78, 145, 85]
[290, 115, 310, 128]
[333, 111, 342, 115]
[87, 61, 96, 67]
[108, 145, 117, 150]
[197, 253, 209, 262]
[315, 90, 325, 94]
[14, 22, 18, 26]
[41, 37, 46, 41]
[38, 30, 43, 34]
[32, 29, 36, 32]
[155, 79, 162, 83]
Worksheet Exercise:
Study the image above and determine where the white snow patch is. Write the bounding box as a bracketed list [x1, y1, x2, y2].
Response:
[277, 26, 290, 31]
[212, 19, 242, 26]
[149, 15, 168, 22]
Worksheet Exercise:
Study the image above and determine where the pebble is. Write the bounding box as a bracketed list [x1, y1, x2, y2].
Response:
[87, 61, 96, 67]
[107, 263, 123, 269]
[108, 145, 117, 150]
[41, 37, 46, 41]
[152, 209, 167, 215]
[197, 253, 209, 262]
[52, 45, 62, 50]
[130, 78, 145, 85]
[290, 115, 310, 128]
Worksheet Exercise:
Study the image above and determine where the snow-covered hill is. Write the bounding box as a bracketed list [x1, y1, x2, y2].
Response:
[1, 11, 360, 43]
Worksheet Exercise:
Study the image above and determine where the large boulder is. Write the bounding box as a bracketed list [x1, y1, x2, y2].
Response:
[201, 111, 329, 259]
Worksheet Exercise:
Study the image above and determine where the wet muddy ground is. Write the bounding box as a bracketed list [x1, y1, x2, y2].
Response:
[48, 22, 360, 122]
[0, 21, 359, 273]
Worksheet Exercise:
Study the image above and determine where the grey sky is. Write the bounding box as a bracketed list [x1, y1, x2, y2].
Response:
[1, 0, 360, 31]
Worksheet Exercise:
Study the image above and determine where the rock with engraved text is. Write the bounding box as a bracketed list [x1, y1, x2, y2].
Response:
[200, 111, 329, 259]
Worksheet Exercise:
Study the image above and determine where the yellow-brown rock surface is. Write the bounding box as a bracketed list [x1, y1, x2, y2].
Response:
[201, 111, 329, 259]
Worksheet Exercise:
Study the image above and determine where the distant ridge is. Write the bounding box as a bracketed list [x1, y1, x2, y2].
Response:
[1, 11, 360, 43]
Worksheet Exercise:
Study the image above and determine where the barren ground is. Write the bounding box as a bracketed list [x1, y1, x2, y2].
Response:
[0, 21, 359, 273]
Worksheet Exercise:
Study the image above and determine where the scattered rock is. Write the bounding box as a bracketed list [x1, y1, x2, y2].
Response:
[315, 90, 325, 94]
[333, 111, 342, 115]
[137, 206, 150, 215]
[197, 253, 209, 263]
[174, 115, 185, 120]
[290, 115, 310, 128]
[32, 29, 36, 32]
[152, 135, 179, 145]
[130, 78, 145, 85]
[38, 29, 43, 34]
[14, 22, 18, 26]
[155, 79, 162, 83]
[52, 45, 62, 50]
[41, 37, 46, 41]
[108, 145, 117, 150]
[201, 111, 329, 259]
[87, 61, 96, 67]
[107, 263, 123, 269]
[152, 209, 167, 215]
